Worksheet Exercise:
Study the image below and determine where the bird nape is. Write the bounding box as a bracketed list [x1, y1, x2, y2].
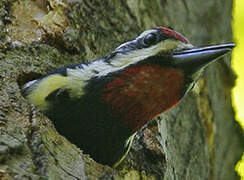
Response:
[22, 27, 234, 167]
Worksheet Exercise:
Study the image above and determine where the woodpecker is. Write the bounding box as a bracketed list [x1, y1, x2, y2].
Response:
[22, 27, 234, 167]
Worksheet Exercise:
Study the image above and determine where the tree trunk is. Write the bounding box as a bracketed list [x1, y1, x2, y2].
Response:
[0, 0, 243, 179]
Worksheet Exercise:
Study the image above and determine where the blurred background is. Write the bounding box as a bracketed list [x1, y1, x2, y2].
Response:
[232, 0, 244, 178]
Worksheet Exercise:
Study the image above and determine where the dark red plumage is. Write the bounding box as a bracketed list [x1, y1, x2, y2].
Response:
[102, 64, 185, 132]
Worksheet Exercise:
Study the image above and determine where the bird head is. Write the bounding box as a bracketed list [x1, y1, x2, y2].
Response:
[104, 27, 233, 82]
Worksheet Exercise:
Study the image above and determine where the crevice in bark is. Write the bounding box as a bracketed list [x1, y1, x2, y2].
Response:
[44, 146, 82, 180]
[17, 72, 43, 89]
[26, 106, 48, 178]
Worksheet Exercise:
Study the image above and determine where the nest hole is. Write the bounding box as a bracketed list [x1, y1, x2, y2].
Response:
[17, 72, 43, 96]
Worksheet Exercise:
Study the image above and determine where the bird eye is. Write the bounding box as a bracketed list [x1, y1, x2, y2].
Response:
[143, 33, 158, 46]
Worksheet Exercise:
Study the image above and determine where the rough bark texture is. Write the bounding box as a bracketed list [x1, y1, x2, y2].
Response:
[0, 0, 243, 179]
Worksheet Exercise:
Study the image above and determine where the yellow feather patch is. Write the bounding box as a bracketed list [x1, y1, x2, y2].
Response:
[27, 74, 68, 111]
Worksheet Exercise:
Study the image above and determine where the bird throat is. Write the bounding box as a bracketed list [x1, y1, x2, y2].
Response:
[102, 64, 185, 132]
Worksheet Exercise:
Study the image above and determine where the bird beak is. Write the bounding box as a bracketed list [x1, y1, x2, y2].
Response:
[171, 43, 235, 73]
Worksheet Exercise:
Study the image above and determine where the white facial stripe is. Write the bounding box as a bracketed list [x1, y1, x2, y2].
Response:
[110, 40, 193, 68]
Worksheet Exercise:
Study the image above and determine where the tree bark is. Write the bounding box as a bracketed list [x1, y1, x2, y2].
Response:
[0, 0, 243, 179]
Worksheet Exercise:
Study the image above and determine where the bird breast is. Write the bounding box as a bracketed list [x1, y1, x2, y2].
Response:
[102, 64, 185, 132]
